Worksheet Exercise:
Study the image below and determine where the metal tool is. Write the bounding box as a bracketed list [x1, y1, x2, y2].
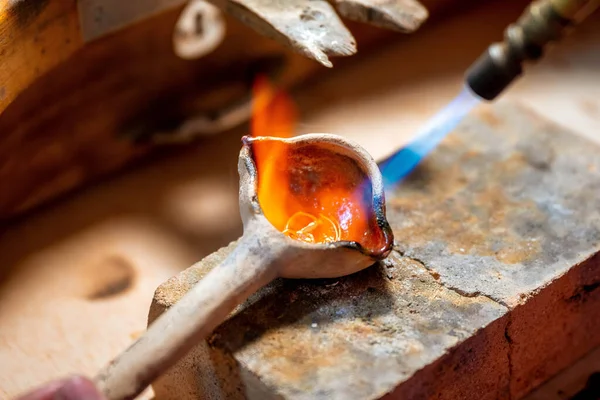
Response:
[466, 0, 600, 101]
[77, 0, 429, 67]
[94, 133, 393, 400]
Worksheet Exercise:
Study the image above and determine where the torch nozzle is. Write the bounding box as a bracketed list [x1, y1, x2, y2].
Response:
[465, 0, 600, 101]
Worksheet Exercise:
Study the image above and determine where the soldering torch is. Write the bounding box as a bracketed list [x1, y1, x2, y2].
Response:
[466, 0, 600, 101]
[380, 0, 600, 186]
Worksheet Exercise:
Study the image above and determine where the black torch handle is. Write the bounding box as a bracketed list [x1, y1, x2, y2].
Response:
[465, 0, 600, 101]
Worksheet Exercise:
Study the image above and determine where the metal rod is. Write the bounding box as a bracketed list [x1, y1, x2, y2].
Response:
[94, 220, 282, 400]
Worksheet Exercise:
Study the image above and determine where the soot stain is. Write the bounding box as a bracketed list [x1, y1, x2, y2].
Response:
[85, 255, 136, 300]
[568, 281, 600, 304]
[8, 0, 50, 27]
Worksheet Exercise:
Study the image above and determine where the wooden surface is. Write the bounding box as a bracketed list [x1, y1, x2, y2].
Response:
[1, 0, 599, 398]
[0, 4, 316, 220]
[0, 0, 82, 113]
[0, 0, 459, 222]
[0, 0, 431, 114]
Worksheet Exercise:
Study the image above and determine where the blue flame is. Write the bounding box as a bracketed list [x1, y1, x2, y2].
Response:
[379, 86, 481, 188]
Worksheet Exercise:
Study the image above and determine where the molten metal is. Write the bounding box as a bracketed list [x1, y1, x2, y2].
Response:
[283, 211, 341, 243]
[251, 76, 378, 248]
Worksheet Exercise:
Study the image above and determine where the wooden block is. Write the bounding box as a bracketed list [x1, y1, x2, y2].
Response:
[149, 102, 600, 399]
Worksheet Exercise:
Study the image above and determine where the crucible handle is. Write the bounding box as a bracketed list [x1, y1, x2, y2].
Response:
[94, 231, 282, 400]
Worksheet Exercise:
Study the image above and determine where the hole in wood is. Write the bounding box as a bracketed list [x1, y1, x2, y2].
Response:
[83, 255, 136, 300]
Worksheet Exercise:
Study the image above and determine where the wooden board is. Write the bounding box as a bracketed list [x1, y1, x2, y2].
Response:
[0, 0, 83, 113]
[0, 0, 460, 222]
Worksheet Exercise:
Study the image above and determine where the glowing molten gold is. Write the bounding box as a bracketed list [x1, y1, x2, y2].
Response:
[250, 76, 375, 246]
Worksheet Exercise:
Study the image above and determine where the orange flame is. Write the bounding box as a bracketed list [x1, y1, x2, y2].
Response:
[250, 76, 377, 247]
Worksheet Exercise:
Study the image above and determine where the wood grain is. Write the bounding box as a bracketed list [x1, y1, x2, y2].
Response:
[0, 5, 320, 221]
[0, 0, 82, 114]
[0, 0, 461, 222]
